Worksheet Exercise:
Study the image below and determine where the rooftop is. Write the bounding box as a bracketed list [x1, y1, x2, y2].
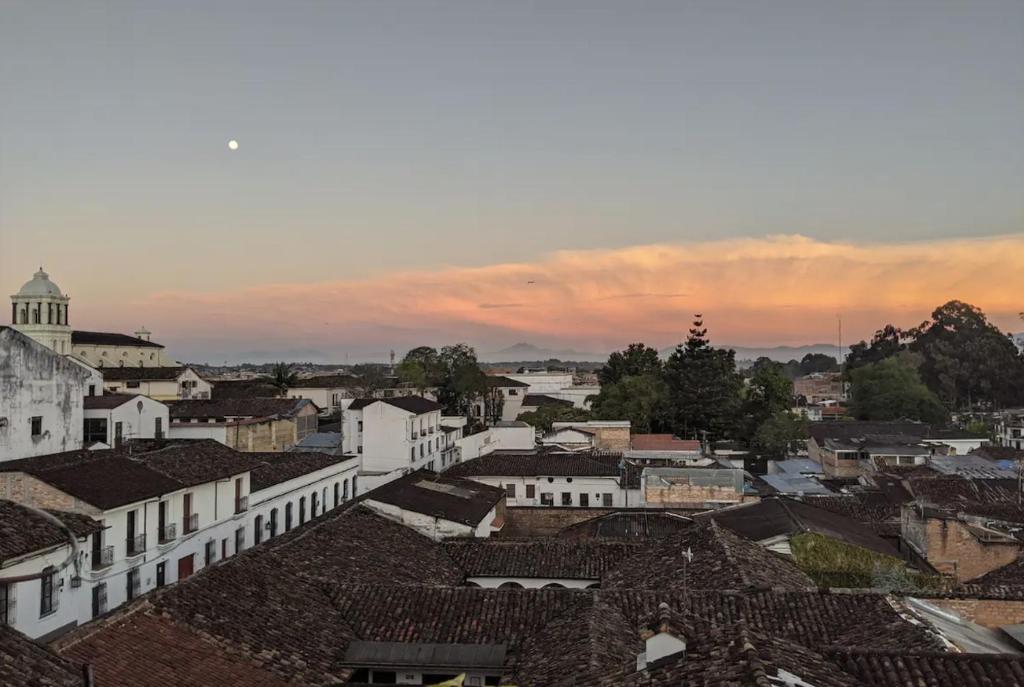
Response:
[82, 393, 145, 410]
[347, 395, 443, 415]
[249, 451, 357, 491]
[366, 470, 505, 526]
[630, 434, 702, 452]
[71, 330, 163, 348]
[99, 366, 191, 381]
[168, 397, 314, 420]
[0, 500, 104, 565]
[289, 374, 359, 389]
[0, 626, 82, 687]
[521, 393, 574, 407]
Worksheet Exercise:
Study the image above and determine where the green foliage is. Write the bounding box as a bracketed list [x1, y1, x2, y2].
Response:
[845, 324, 906, 377]
[751, 411, 808, 459]
[436, 343, 488, 418]
[662, 317, 743, 441]
[269, 362, 298, 391]
[740, 362, 794, 439]
[848, 357, 949, 424]
[589, 374, 670, 434]
[517, 404, 592, 432]
[396, 346, 443, 393]
[598, 343, 662, 386]
[350, 363, 389, 396]
[790, 532, 945, 592]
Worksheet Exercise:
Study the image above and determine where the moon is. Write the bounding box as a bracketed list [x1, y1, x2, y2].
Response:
[227, 139, 239, 151]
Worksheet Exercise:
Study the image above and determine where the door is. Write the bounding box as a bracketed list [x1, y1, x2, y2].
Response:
[114, 421, 123, 447]
[156, 562, 166, 587]
[155, 417, 163, 439]
[580, 493, 589, 507]
[177, 554, 194, 580]
[126, 509, 137, 553]
[183, 493, 193, 532]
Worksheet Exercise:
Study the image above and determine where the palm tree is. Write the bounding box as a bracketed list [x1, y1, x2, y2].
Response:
[269, 362, 298, 391]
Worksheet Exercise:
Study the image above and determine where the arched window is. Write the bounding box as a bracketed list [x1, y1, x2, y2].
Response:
[254, 515, 263, 545]
[269, 508, 278, 537]
[343, 479, 349, 499]
[285, 503, 294, 531]
[542, 583, 565, 589]
[333, 483, 340, 508]
[352, 476, 357, 496]
[299, 497, 307, 525]
[498, 581, 523, 589]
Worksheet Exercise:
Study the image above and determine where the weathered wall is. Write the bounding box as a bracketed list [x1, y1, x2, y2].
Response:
[926, 597, 1024, 628]
[499, 506, 696, 538]
[645, 482, 757, 508]
[0, 328, 86, 460]
[904, 509, 1023, 582]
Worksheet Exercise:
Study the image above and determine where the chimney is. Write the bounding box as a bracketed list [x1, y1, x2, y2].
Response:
[637, 602, 687, 671]
[135, 327, 151, 342]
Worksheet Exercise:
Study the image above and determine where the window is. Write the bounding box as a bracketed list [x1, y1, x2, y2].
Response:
[1, 583, 12, 625]
[83, 418, 108, 444]
[561, 492, 572, 506]
[410, 447, 416, 462]
[540, 492, 554, 506]
[114, 421, 123, 447]
[580, 493, 589, 507]
[204, 540, 216, 566]
[156, 562, 166, 588]
[299, 497, 306, 525]
[343, 479, 349, 499]
[352, 476, 357, 495]
[269, 508, 278, 537]
[126, 381, 141, 389]
[254, 515, 263, 545]
[333, 483, 340, 508]
[91, 583, 107, 618]
[88, 384, 96, 397]
[420, 444, 424, 458]
[155, 417, 163, 439]
[30, 416, 43, 437]
[285, 503, 294, 531]
[602, 493, 613, 507]
[235, 527, 245, 554]
[506, 484, 516, 498]
[357, 420, 363, 432]
[525, 484, 536, 499]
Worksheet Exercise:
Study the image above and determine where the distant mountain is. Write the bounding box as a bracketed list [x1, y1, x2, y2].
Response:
[718, 343, 846, 364]
[481, 342, 606, 363]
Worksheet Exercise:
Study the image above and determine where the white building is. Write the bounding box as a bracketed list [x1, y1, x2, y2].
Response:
[996, 413, 1024, 450]
[101, 366, 212, 401]
[363, 470, 505, 540]
[9, 267, 176, 367]
[286, 374, 359, 415]
[471, 376, 530, 423]
[0, 439, 359, 640]
[504, 371, 597, 410]
[342, 396, 451, 488]
[83, 394, 170, 448]
[444, 449, 642, 508]
[167, 398, 319, 452]
[0, 327, 88, 461]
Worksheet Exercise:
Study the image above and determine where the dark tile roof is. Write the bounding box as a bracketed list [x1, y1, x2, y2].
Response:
[966, 555, 1024, 585]
[52, 501, 971, 686]
[444, 539, 642, 579]
[71, 329, 163, 348]
[289, 374, 359, 389]
[249, 451, 357, 491]
[558, 511, 694, 540]
[0, 441, 261, 510]
[209, 378, 283, 400]
[0, 626, 82, 687]
[603, 520, 817, 591]
[168, 397, 313, 419]
[0, 500, 102, 564]
[366, 470, 504, 526]
[346, 395, 442, 414]
[700, 497, 903, 559]
[100, 366, 189, 381]
[521, 393, 574, 407]
[972, 445, 1024, 462]
[82, 392, 144, 410]
[486, 375, 530, 388]
[831, 649, 1024, 687]
[803, 492, 904, 536]
[809, 420, 932, 443]
[444, 449, 627, 479]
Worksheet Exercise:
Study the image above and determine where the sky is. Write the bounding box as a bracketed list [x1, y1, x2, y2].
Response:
[1, 1, 1022, 362]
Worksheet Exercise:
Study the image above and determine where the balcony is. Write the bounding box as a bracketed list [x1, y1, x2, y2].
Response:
[126, 534, 147, 557]
[182, 513, 199, 534]
[410, 432, 418, 440]
[235, 496, 249, 514]
[420, 429, 427, 437]
[429, 427, 435, 434]
[159, 522, 177, 544]
[92, 545, 114, 570]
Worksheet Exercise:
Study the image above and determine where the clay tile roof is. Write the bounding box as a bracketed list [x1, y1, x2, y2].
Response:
[444, 450, 626, 479]
[367, 471, 505, 526]
[289, 374, 359, 389]
[346, 395, 442, 414]
[831, 649, 1024, 687]
[0, 500, 102, 564]
[82, 392, 144, 409]
[630, 434, 702, 451]
[209, 379, 283, 400]
[444, 539, 642, 579]
[602, 520, 817, 591]
[522, 393, 574, 407]
[168, 397, 313, 419]
[558, 511, 694, 540]
[249, 451, 357, 491]
[99, 366, 189, 381]
[71, 329, 163, 347]
[0, 625, 82, 687]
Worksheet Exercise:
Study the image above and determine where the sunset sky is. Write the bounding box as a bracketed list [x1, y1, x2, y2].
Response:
[2, 1, 1022, 362]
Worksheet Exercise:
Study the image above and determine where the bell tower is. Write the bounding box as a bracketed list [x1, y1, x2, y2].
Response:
[10, 267, 72, 354]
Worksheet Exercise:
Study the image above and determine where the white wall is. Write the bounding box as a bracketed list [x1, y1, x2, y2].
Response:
[363, 499, 483, 540]
[166, 423, 229, 443]
[84, 396, 169, 445]
[72, 342, 177, 368]
[345, 403, 445, 473]
[505, 373, 573, 395]
[0, 328, 87, 461]
[461, 474, 639, 508]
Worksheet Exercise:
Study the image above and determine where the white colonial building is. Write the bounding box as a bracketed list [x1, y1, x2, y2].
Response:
[101, 366, 212, 401]
[83, 394, 170, 448]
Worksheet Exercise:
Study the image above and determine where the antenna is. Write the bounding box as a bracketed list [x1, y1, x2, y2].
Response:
[837, 314, 843, 369]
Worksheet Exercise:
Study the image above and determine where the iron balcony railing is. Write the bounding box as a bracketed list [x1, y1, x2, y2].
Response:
[183, 513, 199, 534]
[92, 545, 114, 570]
[235, 496, 248, 514]
[126, 534, 146, 557]
[159, 522, 177, 543]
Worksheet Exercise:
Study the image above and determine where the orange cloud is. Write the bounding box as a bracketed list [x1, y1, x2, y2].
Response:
[127, 233, 1024, 356]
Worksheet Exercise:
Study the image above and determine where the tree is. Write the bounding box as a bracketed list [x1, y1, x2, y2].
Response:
[437, 344, 488, 418]
[269, 362, 298, 391]
[350, 364, 389, 397]
[845, 324, 907, 376]
[798, 353, 839, 375]
[662, 316, 743, 441]
[598, 343, 662, 386]
[848, 357, 948, 425]
[908, 300, 1024, 410]
[751, 411, 808, 459]
[740, 362, 794, 444]
[589, 374, 670, 434]
[396, 346, 442, 394]
[517, 404, 591, 432]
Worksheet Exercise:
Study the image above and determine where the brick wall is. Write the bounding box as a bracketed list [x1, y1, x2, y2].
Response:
[594, 427, 630, 452]
[913, 515, 1023, 582]
[0, 472, 90, 513]
[644, 483, 757, 508]
[926, 597, 1024, 628]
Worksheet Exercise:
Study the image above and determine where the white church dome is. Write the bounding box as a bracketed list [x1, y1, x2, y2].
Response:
[17, 268, 65, 297]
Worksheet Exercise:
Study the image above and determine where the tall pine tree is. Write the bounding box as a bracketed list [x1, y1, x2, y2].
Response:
[662, 316, 742, 442]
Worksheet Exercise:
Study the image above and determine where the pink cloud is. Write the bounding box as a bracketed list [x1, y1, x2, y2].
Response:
[121, 233, 1024, 355]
